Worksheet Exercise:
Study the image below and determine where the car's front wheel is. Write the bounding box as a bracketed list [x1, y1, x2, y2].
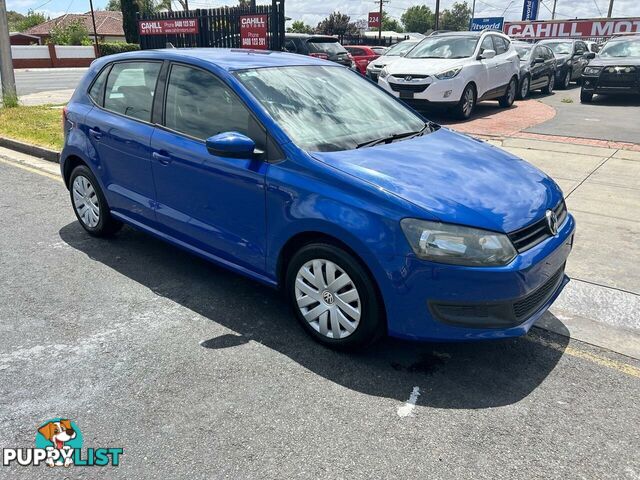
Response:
[517, 75, 530, 100]
[499, 77, 517, 107]
[286, 243, 384, 350]
[560, 70, 571, 89]
[542, 74, 555, 94]
[454, 84, 476, 120]
[69, 165, 122, 236]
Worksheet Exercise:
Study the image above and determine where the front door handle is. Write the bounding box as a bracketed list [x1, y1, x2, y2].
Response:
[89, 127, 102, 140]
[152, 151, 172, 165]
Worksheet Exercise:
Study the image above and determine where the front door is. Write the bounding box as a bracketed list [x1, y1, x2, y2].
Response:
[150, 63, 268, 273]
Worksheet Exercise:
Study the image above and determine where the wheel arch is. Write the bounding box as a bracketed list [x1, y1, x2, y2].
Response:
[62, 154, 90, 189]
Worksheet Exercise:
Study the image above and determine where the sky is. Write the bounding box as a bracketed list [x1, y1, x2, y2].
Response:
[7, 0, 640, 28]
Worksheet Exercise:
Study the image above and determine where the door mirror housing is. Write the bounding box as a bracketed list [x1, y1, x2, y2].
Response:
[480, 49, 496, 60]
[533, 57, 545, 64]
[206, 132, 257, 159]
[584, 52, 596, 60]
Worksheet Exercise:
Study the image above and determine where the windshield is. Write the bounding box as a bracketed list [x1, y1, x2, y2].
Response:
[307, 39, 347, 56]
[235, 66, 427, 152]
[544, 41, 572, 55]
[386, 41, 417, 57]
[407, 36, 479, 59]
[599, 38, 640, 58]
[515, 44, 532, 60]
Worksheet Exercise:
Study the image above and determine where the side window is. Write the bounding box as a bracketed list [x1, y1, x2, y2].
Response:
[545, 47, 554, 60]
[104, 62, 161, 122]
[575, 41, 586, 54]
[480, 36, 494, 54]
[88, 66, 110, 106]
[493, 36, 508, 55]
[164, 64, 261, 146]
[284, 40, 297, 53]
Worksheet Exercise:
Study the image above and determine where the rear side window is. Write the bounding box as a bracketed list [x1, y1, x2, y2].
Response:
[493, 36, 509, 55]
[346, 47, 365, 56]
[307, 39, 347, 55]
[103, 62, 161, 123]
[88, 66, 110, 106]
[480, 36, 494, 54]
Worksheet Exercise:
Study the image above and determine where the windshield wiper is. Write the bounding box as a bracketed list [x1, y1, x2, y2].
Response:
[356, 122, 436, 149]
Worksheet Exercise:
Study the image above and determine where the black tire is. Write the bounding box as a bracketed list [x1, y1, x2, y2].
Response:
[559, 70, 571, 89]
[499, 77, 517, 107]
[285, 243, 384, 350]
[580, 90, 593, 103]
[69, 165, 122, 237]
[453, 83, 476, 120]
[542, 74, 555, 94]
[517, 75, 530, 100]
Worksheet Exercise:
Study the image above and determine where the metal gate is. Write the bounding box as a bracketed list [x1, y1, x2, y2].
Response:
[138, 0, 286, 51]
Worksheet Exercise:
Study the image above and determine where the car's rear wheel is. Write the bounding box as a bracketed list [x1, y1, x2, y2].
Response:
[580, 90, 593, 103]
[542, 74, 555, 94]
[285, 243, 384, 350]
[454, 84, 476, 120]
[517, 75, 530, 100]
[69, 165, 122, 236]
[499, 77, 517, 107]
[560, 71, 571, 89]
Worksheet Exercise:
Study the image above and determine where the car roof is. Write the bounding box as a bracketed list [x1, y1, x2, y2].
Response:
[96, 48, 330, 71]
[608, 33, 640, 41]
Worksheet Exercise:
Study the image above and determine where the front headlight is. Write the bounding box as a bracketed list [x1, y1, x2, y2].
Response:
[379, 67, 389, 79]
[583, 66, 602, 75]
[435, 66, 462, 80]
[401, 219, 517, 267]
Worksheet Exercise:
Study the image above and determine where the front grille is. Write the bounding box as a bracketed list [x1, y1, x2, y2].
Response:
[513, 267, 564, 320]
[508, 200, 567, 253]
[391, 74, 430, 79]
[388, 82, 429, 93]
[598, 66, 639, 88]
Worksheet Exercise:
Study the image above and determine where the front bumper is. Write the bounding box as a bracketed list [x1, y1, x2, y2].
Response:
[582, 72, 640, 94]
[380, 213, 576, 342]
[379, 75, 466, 104]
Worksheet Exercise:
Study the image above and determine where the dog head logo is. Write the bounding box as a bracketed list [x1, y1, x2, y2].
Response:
[35, 418, 83, 467]
[38, 420, 76, 450]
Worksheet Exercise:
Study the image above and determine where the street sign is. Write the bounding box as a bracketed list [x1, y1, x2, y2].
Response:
[240, 14, 268, 50]
[504, 17, 640, 39]
[521, 0, 540, 21]
[138, 18, 198, 35]
[368, 12, 381, 29]
[470, 17, 504, 31]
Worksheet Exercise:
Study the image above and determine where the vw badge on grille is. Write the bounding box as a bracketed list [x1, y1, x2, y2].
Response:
[545, 210, 559, 236]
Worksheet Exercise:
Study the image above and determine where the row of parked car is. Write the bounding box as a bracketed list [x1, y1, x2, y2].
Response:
[284, 31, 640, 118]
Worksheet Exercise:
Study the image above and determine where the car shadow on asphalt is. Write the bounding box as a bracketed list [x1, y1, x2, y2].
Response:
[59, 222, 570, 409]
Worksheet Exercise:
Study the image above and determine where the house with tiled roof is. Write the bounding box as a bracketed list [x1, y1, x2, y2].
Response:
[25, 11, 125, 43]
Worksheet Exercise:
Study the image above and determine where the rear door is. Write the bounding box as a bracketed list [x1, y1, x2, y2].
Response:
[477, 35, 500, 97]
[491, 35, 513, 89]
[529, 46, 546, 89]
[84, 60, 162, 224]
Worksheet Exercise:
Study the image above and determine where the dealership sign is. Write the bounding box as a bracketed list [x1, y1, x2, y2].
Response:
[521, 0, 539, 21]
[470, 17, 504, 31]
[368, 12, 381, 29]
[240, 14, 268, 49]
[138, 18, 198, 35]
[505, 18, 640, 39]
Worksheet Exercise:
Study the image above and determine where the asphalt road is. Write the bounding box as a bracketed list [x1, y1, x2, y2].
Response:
[13, 68, 87, 96]
[0, 158, 639, 479]
[526, 83, 640, 144]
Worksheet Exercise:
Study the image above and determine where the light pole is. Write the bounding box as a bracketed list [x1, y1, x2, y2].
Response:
[0, 0, 17, 106]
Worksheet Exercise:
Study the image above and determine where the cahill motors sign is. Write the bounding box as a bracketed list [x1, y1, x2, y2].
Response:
[240, 14, 268, 49]
[505, 17, 640, 39]
[138, 18, 198, 35]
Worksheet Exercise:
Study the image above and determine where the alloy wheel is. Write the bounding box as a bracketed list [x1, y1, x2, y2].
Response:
[72, 175, 100, 228]
[521, 77, 530, 98]
[294, 259, 361, 339]
[462, 87, 474, 117]
[508, 79, 516, 104]
[564, 73, 570, 88]
[548, 75, 555, 92]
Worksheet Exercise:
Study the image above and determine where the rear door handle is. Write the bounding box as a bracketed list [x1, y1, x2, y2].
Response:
[89, 127, 102, 140]
[152, 151, 172, 165]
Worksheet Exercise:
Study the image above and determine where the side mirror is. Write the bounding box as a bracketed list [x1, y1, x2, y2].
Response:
[573, 51, 584, 57]
[480, 49, 496, 60]
[584, 52, 596, 60]
[533, 57, 544, 64]
[206, 132, 256, 159]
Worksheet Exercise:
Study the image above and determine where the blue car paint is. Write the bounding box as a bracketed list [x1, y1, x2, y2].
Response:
[61, 48, 575, 342]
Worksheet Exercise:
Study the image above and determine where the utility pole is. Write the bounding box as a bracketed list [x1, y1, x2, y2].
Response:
[552, 0, 557, 19]
[0, 0, 17, 106]
[377, 0, 384, 41]
[88, 0, 100, 57]
[435, 0, 440, 30]
[607, 0, 614, 17]
[471, 0, 476, 23]
[184, 0, 189, 11]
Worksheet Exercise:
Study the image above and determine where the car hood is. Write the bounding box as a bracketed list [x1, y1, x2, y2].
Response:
[588, 56, 640, 67]
[369, 55, 403, 68]
[386, 57, 467, 75]
[310, 128, 563, 233]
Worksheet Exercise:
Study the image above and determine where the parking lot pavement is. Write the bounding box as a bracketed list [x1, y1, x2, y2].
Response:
[1, 148, 640, 479]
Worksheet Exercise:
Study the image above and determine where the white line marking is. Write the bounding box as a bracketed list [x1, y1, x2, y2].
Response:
[397, 386, 421, 418]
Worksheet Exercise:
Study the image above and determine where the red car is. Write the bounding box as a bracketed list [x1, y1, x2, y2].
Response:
[344, 46, 380, 75]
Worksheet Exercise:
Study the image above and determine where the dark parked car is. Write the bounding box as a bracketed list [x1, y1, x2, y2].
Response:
[344, 45, 380, 75]
[284, 34, 355, 69]
[581, 34, 640, 103]
[537, 39, 589, 89]
[514, 41, 557, 98]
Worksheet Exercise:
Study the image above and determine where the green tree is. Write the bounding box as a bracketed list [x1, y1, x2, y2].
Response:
[316, 12, 357, 36]
[401, 5, 434, 34]
[49, 19, 92, 45]
[381, 12, 403, 33]
[440, 1, 472, 31]
[106, 0, 121, 11]
[13, 10, 47, 32]
[7, 11, 25, 31]
[287, 20, 314, 34]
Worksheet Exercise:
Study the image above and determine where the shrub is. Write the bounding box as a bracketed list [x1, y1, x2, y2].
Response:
[99, 42, 140, 56]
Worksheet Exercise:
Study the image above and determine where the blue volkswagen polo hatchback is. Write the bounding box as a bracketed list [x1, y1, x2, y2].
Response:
[61, 48, 575, 349]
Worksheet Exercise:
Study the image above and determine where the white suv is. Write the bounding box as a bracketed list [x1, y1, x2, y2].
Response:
[378, 31, 520, 119]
